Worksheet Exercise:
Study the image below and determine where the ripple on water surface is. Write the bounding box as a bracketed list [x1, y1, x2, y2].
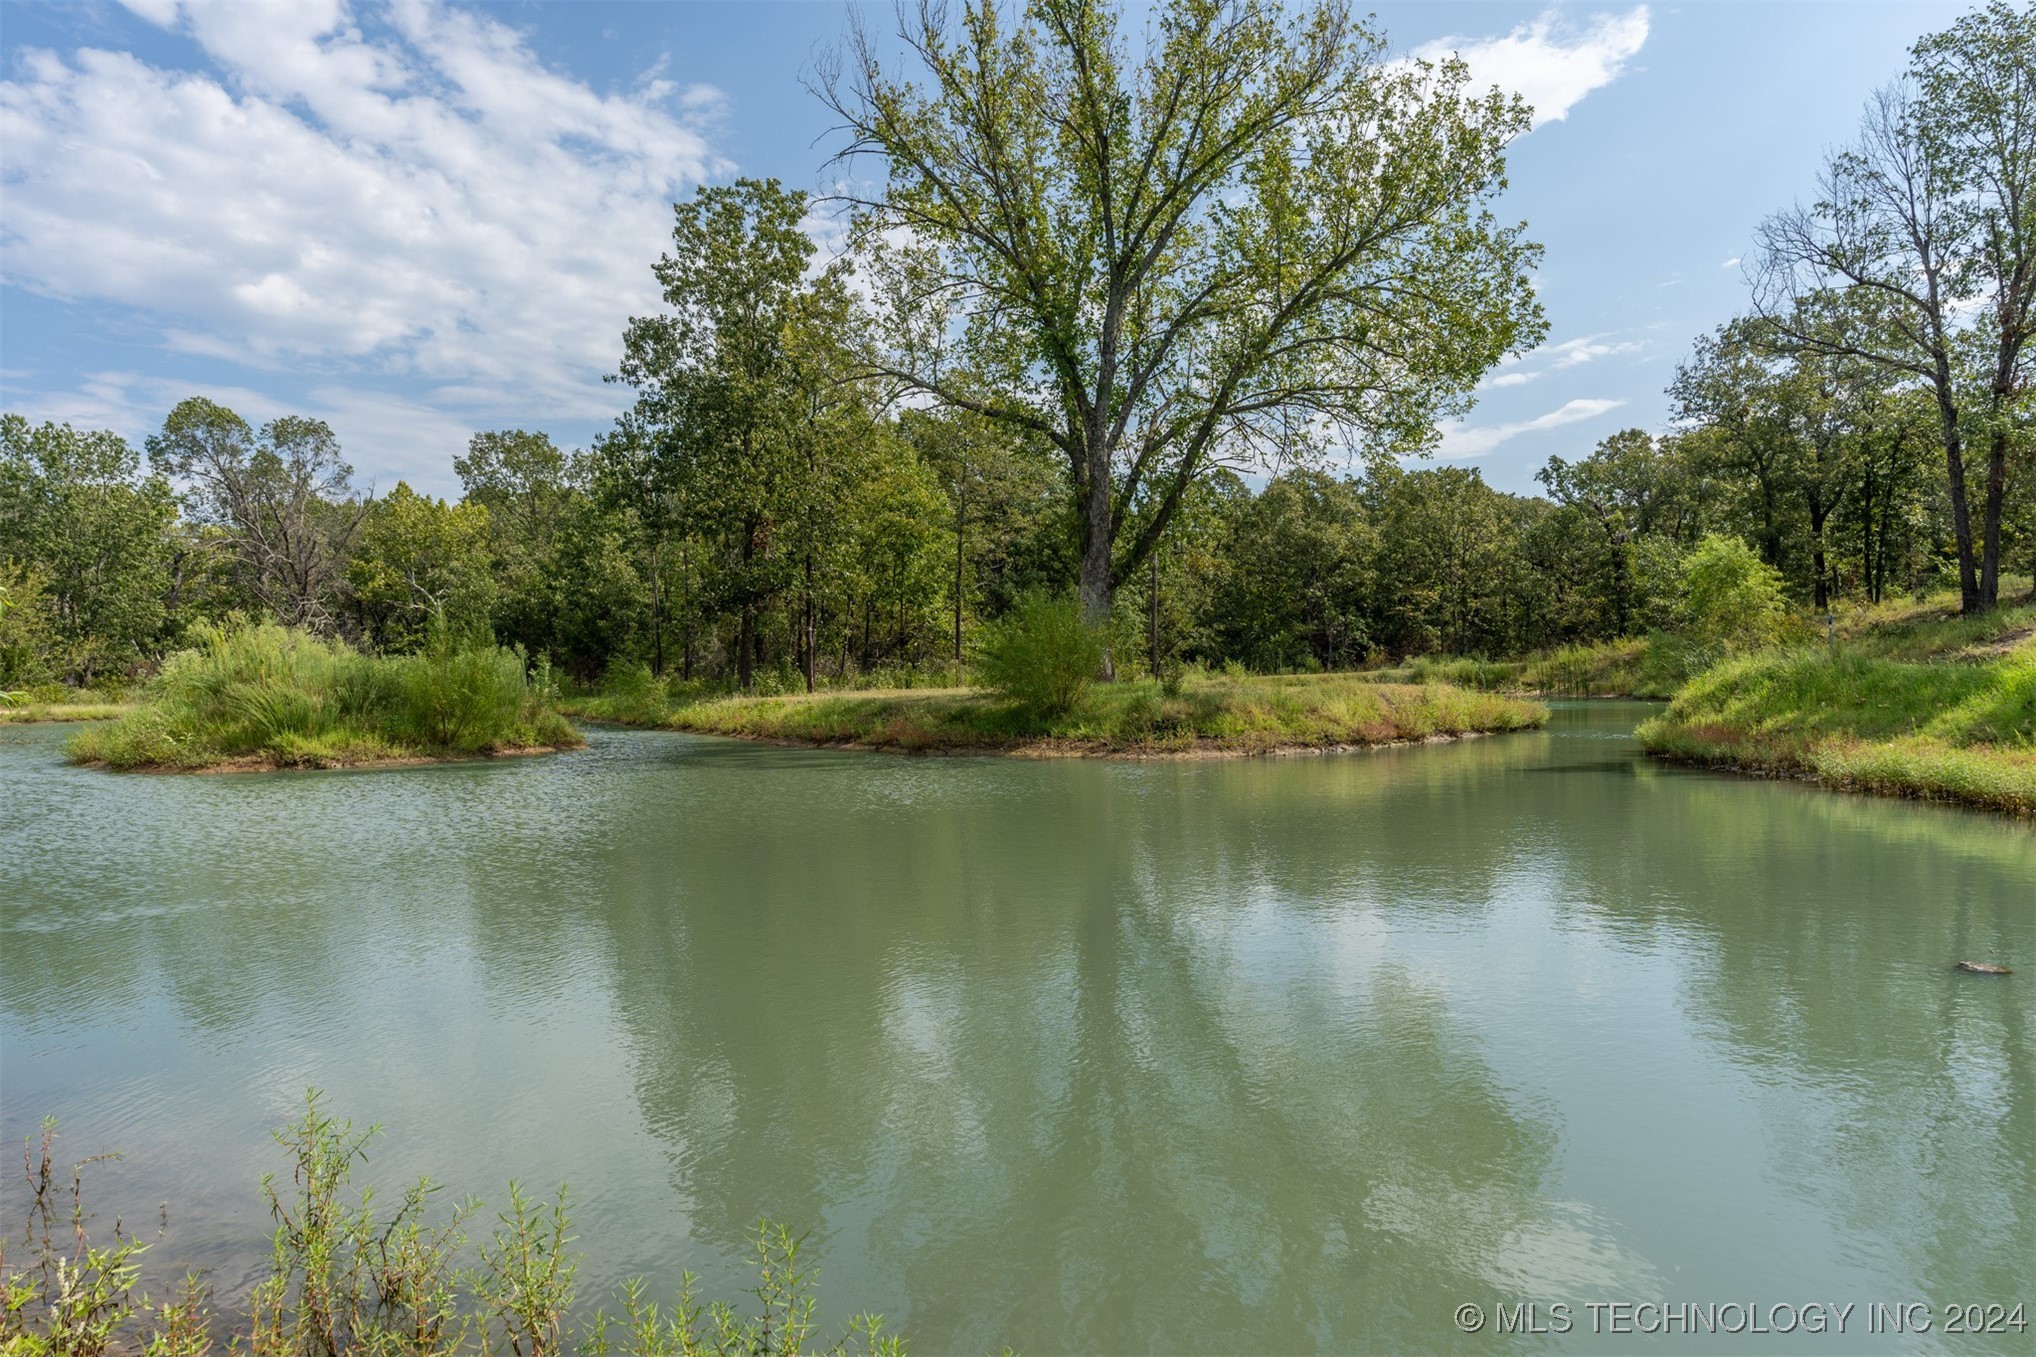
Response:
[3, 711, 2032, 1353]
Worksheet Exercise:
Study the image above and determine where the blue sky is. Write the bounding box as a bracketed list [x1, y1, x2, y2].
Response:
[0, 0, 1963, 498]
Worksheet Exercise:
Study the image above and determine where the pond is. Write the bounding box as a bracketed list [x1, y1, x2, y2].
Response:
[3, 705, 2031, 1353]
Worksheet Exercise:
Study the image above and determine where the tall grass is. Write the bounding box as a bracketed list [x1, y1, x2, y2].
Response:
[1, 1098, 904, 1357]
[67, 623, 582, 771]
[558, 661, 970, 729]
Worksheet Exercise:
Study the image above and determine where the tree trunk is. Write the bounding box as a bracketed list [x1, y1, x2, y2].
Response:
[1148, 549, 1160, 675]
[1078, 444, 1114, 677]
[1809, 494, 1830, 612]
[680, 539, 693, 681]
[953, 482, 965, 674]
[1981, 426, 2007, 611]
[1931, 364, 1983, 613]
[737, 605, 753, 689]
[738, 522, 755, 690]
[650, 539, 665, 677]
[803, 555, 817, 694]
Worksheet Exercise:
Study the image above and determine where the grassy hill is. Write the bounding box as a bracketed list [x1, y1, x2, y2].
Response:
[1637, 595, 2036, 815]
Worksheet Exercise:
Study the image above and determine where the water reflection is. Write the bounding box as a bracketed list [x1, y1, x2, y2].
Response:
[2, 709, 2030, 1352]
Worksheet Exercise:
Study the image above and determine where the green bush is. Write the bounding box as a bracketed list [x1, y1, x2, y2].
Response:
[972, 592, 1105, 718]
[398, 626, 529, 748]
[68, 621, 580, 770]
[1681, 534, 1786, 655]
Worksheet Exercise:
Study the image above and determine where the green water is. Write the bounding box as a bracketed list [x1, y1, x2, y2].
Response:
[2, 705, 2031, 1353]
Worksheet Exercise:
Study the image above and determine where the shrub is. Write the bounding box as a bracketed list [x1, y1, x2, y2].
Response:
[1681, 534, 1787, 655]
[398, 626, 528, 750]
[973, 592, 1104, 718]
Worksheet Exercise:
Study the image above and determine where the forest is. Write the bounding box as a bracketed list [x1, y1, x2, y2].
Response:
[2, 0, 2030, 702]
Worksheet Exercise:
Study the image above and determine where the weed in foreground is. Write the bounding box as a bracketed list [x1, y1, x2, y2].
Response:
[1, 1097, 905, 1357]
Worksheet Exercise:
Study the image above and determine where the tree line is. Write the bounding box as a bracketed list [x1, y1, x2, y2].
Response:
[2, 0, 2027, 693]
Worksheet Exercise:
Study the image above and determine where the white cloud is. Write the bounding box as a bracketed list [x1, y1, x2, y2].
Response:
[1477, 331, 1648, 389]
[6, 369, 480, 492]
[1543, 334, 1647, 369]
[1721, 256, 1742, 268]
[1414, 7, 1650, 127]
[1, 0, 727, 479]
[1436, 397, 1625, 459]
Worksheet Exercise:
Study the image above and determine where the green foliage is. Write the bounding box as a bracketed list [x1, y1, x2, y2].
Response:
[147, 399, 369, 633]
[583, 1224, 901, 1357]
[0, 566, 62, 690]
[474, 1186, 576, 1357]
[608, 177, 890, 690]
[4, 1, 2029, 697]
[396, 623, 532, 750]
[244, 1094, 475, 1357]
[0, 415, 179, 683]
[9, 3, 2023, 700]
[3, 1100, 905, 1357]
[1749, 1, 2035, 614]
[1205, 471, 1374, 671]
[830, 0, 1546, 618]
[0, 1120, 152, 1357]
[350, 485, 497, 652]
[66, 622, 579, 771]
[1681, 534, 1788, 654]
[1639, 602, 2036, 812]
[1517, 636, 1695, 699]
[972, 593, 1105, 719]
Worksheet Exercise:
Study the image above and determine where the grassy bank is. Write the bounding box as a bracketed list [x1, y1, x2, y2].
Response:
[1, 681, 135, 722]
[631, 672, 1546, 756]
[0, 697, 134, 722]
[1367, 636, 1690, 698]
[67, 623, 583, 772]
[1637, 599, 2036, 815]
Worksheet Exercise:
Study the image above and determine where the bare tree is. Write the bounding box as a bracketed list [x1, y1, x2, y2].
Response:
[148, 397, 372, 632]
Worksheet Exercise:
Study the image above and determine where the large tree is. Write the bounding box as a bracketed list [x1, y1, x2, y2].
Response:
[147, 398, 370, 632]
[1671, 321, 1806, 579]
[348, 483, 496, 651]
[612, 179, 867, 689]
[0, 415, 178, 681]
[819, 0, 1545, 644]
[1755, 0, 2035, 612]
